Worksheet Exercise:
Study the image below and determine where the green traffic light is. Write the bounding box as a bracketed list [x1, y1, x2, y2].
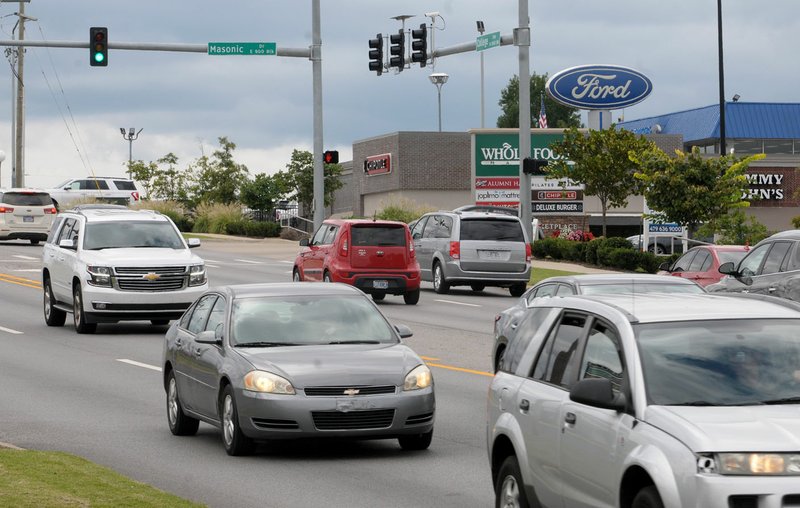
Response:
[94, 53, 105, 63]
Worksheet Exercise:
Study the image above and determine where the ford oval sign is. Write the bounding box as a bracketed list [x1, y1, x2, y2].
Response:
[546, 65, 653, 110]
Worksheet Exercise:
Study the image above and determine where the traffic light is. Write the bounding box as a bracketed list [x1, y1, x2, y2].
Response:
[411, 23, 428, 67]
[323, 150, 339, 165]
[522, 158, 548, 175]
[368, 34, 383, 76]
[90, 27, 108, 67]
[389, 29, 405, 70]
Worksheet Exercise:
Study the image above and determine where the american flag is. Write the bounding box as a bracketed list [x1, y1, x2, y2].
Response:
[538, 94, 548, 128]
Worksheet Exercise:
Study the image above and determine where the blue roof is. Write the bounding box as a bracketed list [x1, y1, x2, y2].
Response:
[618, 103, 800, 142]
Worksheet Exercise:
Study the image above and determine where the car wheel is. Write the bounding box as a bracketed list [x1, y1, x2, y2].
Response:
[293, 269, 302, 282]
[73, 284, 96, 334]
[43, 277, 67, 327]
[166, 370, 199, 436]
[30, 239, 40, 246]
[632, 486, 663, 508]
[433, 262, 450, 294]
[509, 283, 527, 297]
[151, 319, 170, 326]
[398, 429, 432, 450]
[648, 244, 666, 255]
[371, 293, 386, 301]
[323, 271, 332, 283]
[221, 384, 253, 456]
[496, 455, 530, 508]
[494, 345, 506, 373]
[403, 289, 420, 305]
[470, 284, 485, 292]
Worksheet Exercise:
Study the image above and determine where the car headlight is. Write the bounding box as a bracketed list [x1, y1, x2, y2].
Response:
[243, 370, 295, 395]
[404, 364, 433, 391]
[188, 264, 206, 286]
[698, 453, 800, 475]
[86, 265, 112, 287]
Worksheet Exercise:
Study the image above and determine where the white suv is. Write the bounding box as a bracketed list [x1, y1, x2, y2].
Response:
[42, 207, 207, 333]
[45, 176, 143, 210]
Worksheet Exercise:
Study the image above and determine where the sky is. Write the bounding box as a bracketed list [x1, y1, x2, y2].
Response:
[0, 0, 797, 189]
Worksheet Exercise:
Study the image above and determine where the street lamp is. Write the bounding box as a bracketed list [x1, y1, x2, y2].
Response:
[717, 0, 726, 156]
[429, 72, 448, 132]
[477, 21, 485, 128]
[120, 127, 143, 177]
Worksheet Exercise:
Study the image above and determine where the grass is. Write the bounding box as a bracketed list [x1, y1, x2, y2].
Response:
[0, 450, 204, 508]
[529, 267, 583, 285]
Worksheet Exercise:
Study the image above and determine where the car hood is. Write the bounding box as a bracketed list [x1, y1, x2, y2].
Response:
[644, 405, 800, 452]
[79, 248, 202, 266]
[236, 343, 424, 387]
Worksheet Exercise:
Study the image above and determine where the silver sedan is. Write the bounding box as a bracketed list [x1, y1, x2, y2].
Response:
[162, 282, 435, 456]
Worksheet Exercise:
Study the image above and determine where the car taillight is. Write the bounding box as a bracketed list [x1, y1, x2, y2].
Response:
[525, 243, 532, 262]
[408, 232, 416, 258]
[494, 314, 502, 323]
[0, 206, 13, 213]
[44, 207, 57, 214]
[339, 237, 348, 257]
[449, 241, 460, 259]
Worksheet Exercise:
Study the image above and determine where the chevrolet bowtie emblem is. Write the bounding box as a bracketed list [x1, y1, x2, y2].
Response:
[143, 272, 161, 281]
[343, 388, 360, 396]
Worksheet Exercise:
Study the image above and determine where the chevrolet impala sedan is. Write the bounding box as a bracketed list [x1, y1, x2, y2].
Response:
[162, 282, 435, 456]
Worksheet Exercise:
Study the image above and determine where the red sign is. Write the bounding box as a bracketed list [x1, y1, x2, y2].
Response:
[131, 191, 140, 201]
[364, 153, 391, 176]
[537, 190, 577, 200]
[475, 177, 519, 190]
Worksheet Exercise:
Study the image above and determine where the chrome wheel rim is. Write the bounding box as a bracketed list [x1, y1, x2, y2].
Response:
[223, 395, 235, 446]
[499, 474, 521, 508]
[434, 266, 442, 290]
[167, 377, 178, 426]
[44, 284, 51, 319]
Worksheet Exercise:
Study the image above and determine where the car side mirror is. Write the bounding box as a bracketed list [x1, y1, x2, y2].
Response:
[718, 261, 736, 275]
[658, 262, 671, 272]
[58, 239, 75, 250]
[394, 323, 413, 339]
[187, 238, 201, 248]
[569, 378, 626, 412]
[195, 330, 222, 345]
[299, 238, 309, 246]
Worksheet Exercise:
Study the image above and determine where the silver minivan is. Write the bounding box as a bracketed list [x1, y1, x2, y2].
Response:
[410, 211, 531, 296]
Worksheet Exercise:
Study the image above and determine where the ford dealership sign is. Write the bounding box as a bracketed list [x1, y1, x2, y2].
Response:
[546, 65, 653, 110]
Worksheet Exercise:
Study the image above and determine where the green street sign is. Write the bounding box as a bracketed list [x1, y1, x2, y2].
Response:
[476, 31, 501, 52]
[207, 42, 276, 56]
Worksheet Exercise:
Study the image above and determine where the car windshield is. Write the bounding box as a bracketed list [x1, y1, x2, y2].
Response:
[460, 218, 524, 242]
[0, 192, 52, 206]
[231, 295, 397, 346]
[84, 221, 184, 250]
[581, 283, 704, 295]
[636, 318, 800, 406]
[718, 251, 748, 265]
[52, 179, 72, 189]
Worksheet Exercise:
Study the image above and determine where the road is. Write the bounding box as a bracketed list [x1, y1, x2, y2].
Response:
[0, 236, 526, 508]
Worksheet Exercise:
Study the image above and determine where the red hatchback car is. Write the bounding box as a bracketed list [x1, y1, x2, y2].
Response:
[657, 244, 750, 287]
[293, 219, 421, 305]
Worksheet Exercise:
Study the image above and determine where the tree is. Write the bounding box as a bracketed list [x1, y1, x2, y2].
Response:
[496, 73, 581, 129]
[191, 137, 250, 205]
[696, 208, 769, 246]
[632, 147, 765, 237]
[239, 173, 288, 212]
[274, 149, 343, 215]
[548, 126, 656, 237]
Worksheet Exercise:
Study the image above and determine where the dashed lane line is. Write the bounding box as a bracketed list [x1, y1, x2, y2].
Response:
[12, 254, 38, 260]
[433, 299, 481, 308]
[0, 325, 23, 334]
[234, 258, 261, 264]
[117, 359, 162, 372]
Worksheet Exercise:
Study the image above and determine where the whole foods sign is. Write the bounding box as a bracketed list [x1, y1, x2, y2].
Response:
[546, 65, 653, 110]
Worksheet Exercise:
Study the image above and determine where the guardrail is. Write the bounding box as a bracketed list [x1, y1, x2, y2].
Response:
[280, 215, 314, 236]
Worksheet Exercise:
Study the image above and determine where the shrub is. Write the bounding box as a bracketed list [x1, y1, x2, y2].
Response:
[532, 237, 563, 259]
[562, 241, 587, 262]
[637, 251, 664, 274]
[606, 248, 641, 271]
[193, 203, 243, 234]
[583, 237, 603, 265]
[131, 200, 192, 231]
[374, 197, 436, 224]
[224, 220, 281, 238]
[596, 237, 635, 267]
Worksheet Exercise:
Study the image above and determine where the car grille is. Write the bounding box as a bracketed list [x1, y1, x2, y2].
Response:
[312, 409, 395, 430]
[251, 418, 300, 430]
[304, 385, 396, 397]
[113, 266, 188, 292]
[405, 412, 434, 426]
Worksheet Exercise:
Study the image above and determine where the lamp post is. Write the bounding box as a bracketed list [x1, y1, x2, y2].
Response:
[120, 127, 143, 177]
[0, 150, 5, 186]
[429, 72, 448, 132]
[717, 0, 726, 156]
[477, 21, 485, 128]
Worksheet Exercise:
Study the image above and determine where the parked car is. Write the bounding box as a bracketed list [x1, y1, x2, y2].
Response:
[44, 176, 143, 210]
[708, 229, 800, 301]
[42, 207, 207, 333]
[627, 232, 685, 255]
[0, 188, 57, 245]
[488, 292, 800, 508]
[492, 274, 705, 372]
[658, 244, 750, 287]
[411, 210, 531, 296]
[293, 219, 421, 305]
[163, 282, 435, 455]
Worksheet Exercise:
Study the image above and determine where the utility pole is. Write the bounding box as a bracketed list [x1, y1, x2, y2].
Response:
[517, 0, 533, 242]
[13, 1, 34, 188]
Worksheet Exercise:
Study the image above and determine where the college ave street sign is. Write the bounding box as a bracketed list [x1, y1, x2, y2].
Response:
[476, 31, 500, 52]
[207, 42, 277, 55]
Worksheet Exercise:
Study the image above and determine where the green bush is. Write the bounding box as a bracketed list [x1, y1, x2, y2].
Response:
[606, 248, 640, 271]
[561, 240, 587, 262]
[596, 237, 635, 267]
[532, 238, 565, 260]
[374, 197, 436, 224]
[583, 237, 603, 265]
[193, 203, 243, 234]
[224, 220, 281, 238]
[637, 251, 664, 273]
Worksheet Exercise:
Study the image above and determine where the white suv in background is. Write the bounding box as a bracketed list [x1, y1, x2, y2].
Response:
[42, 207, 207, 333]
[45, 176, 143, 210]
[0, 188, 57, 244]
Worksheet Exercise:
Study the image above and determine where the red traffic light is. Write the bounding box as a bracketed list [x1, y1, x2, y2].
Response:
[323, 150, 339, 164]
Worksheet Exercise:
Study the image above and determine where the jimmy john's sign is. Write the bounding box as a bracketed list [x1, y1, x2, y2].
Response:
[364, 153, 391, 176]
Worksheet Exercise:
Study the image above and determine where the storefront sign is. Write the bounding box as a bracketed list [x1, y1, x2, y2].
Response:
[364, 153, 391, 176]
[475, 177, 519, 190]
[648, 223, 682, 233]
[533, 201, 583, 214]
[743, 172, 786, 200]
[474, 132, 568, 177]
[475, 188, 520, 204]
[536, 190, 579, 200]
[546, 65, 653, 110]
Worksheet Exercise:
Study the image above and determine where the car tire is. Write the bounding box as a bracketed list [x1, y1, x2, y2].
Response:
[371, 293, 386, 301]
[509, 283, 527, 297]
[43, 277, 66, 327]
[403, 289, 420, 305]
[632, 486, 663, 508]
[433, 262, 450, 294]
[398, 429, 432, 450]
[151, 319, 170, 326]
[73, 284, 96, 334]
[495, 455, 530, 508]
[494, 345, 506, 373]
[323, 271, 332, 283]
[221, 384, 253, 456]
[166, 370, 199, 436]
[293, 269, 302, 282]
[470, 284, 485, 292]
[648, 244, 666, 255]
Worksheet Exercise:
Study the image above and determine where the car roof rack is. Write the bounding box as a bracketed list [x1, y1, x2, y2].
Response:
[67, 204, 130, 212]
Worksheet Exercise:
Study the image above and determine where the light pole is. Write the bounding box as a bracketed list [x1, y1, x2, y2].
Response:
[717, 0, 726, 156]
[477, 20, 485, 128]
[0, 150, 5, 186]
[429, 72, 448, 132]
[120, 127, 143, 177]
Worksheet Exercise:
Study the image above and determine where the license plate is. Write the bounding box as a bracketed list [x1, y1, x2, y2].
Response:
[373, 280, 389, 289]
[336, 398, 376, 412]
[479, 250, 506, 260]
[23, 216, 34, 223]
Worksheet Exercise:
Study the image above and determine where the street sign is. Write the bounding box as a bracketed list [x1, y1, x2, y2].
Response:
[476, 31, 500, 52]
[207, 42, 276, 56]
[648, 223, 682, 233]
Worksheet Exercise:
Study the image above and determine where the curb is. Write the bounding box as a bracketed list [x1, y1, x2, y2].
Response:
[0, 441, 24, 450]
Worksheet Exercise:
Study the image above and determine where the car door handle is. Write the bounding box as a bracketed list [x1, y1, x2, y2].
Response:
[564, 412, 576, 425]
[195, 348, 203, 356]
[510, 322, 518, 330]
[175, 339, 182, 347]
[519, 399, 530, 411]
[768, 287, 776, 292]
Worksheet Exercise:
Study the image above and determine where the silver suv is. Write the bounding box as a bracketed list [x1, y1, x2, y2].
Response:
[488, 292, 800, 508]
[42, 207, 207, 333]
[411, 211, 531, 296]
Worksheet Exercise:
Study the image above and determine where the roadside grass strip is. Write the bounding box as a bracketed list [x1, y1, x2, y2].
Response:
[0, 273, 41, 289]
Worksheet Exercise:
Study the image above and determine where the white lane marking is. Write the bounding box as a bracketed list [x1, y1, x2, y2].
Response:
[14, 269, 41, 272]
[434, 299, 481, 307]
[12, 254, 37, 260]
[203, 259, 221, 263]
[0, 326, 24, 334]
[280, 260, 293, 264]
[234, 258, 261, 264]
[0, 259, 39, 263]
[206, 264, 220, 268]
[117, 359, 162, 372]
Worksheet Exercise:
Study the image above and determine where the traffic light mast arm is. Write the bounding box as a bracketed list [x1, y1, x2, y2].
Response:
[435, 33, 513, 58]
